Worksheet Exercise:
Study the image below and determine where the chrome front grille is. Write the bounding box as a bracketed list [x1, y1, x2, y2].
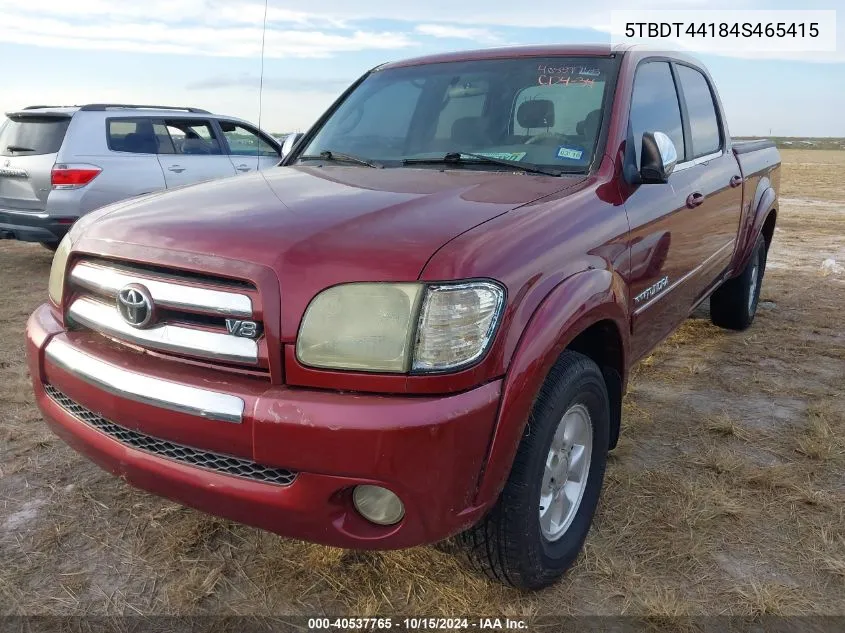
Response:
[66, 258, 263, 367]
[70, 260, 254, 316]
[45, 384, 296, 486]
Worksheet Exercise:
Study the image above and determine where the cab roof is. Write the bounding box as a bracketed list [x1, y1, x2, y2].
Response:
[379, 43, 631, 70]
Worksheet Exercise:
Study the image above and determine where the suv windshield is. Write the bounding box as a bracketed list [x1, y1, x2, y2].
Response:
[0, 114, 70, 156]
[298, 57, 614, 173]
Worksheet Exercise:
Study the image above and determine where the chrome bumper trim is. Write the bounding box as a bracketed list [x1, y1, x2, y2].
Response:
[68, 297, 259, 364]
[70, 261, 253, 318]
[45, 338, 244, 423]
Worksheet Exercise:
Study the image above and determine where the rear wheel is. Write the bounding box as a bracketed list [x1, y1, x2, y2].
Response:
[710, 235, 766, 331]
[459, 351, 609, 589]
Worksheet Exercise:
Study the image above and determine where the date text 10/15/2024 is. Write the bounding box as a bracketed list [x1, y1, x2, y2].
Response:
[307, 618, 529, 630]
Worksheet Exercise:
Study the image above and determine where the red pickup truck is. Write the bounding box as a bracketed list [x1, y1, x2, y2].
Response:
[27, 44, 780, 589]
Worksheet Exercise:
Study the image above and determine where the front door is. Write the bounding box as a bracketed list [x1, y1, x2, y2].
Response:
[623, 61, 706, 361]
[218, 121, 281, 174]
[156, 119, 236, 188]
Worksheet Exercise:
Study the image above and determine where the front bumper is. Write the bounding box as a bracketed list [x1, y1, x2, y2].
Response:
[0, 208, 73, 243]
[26, 304, 501, 549]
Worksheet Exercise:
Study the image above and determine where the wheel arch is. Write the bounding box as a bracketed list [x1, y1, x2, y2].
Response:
[473, 268, 629, 507]
[736, 180, 777, 272]
[761, 207, 777, 252]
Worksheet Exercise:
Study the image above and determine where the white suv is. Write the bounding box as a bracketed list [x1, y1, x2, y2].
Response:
[0, 104, 281, 249]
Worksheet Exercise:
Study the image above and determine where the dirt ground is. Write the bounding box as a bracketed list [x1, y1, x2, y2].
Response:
[1, 150, 843, 618]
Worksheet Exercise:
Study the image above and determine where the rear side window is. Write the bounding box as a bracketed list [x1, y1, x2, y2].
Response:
[629, 62, 685, 164]
[0, 115, 70, 156]
[162, 120, 222, 155]
[107, 118, 171, 154]
[676, 65, 721, 157]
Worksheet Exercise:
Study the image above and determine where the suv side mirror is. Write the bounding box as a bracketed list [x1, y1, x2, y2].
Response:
[639, 131, 677, 184]
[281, 132, 304, 159]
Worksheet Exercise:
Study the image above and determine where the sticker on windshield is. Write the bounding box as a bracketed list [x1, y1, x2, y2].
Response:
[555, 146, 585, 161]
[470, 152, 527, 162]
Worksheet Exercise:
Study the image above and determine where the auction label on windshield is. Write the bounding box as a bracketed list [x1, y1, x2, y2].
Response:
[610, 10, 836, 53]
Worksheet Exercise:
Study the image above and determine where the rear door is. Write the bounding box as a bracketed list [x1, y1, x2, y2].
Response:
[672, 63, 743, 298]
[217, 121, 281, 174]
[156, 119, 237, 188]
[0, 112, 70, 212]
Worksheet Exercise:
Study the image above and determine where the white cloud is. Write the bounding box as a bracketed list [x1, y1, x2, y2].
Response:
[415, 24, 501, 43]
[0, 10, 414, 58]
[187, 74, 353, 91]
[2, 0, 842, 62]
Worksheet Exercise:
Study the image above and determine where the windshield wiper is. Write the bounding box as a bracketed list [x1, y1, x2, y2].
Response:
[299, 150, 383, 169]
[6, 145, 35, 152]
[402, 152, 563, 177]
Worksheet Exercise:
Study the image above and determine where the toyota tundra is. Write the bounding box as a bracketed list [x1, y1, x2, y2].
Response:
[26, 45, 781, 589]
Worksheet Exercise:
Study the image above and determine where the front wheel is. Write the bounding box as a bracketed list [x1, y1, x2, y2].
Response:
[459, 351, 609, 589]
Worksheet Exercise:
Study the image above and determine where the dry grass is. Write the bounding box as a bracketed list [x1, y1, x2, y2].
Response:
[1, 149, 844, 617]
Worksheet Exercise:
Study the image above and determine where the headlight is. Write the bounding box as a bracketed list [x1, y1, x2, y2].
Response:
[412, 282, 504, 372]
[296, 280, 505, 373]
[47, 234, 73, 305]
[297, 283, 424, 372]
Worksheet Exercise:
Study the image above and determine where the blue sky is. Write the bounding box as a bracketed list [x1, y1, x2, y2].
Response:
[1, 0, 842, 136]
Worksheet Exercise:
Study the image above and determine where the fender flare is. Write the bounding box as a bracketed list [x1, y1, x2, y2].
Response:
[736, 178, 777, 271]
[473, 268, 629, 506]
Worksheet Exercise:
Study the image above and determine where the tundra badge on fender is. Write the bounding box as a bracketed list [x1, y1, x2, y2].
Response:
[634, 276, 670, 304]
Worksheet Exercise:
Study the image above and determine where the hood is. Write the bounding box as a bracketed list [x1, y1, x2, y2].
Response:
[78, 166, 582, 282]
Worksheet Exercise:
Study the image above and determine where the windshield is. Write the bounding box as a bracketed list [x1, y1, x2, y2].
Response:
[298, 57, 615, 173]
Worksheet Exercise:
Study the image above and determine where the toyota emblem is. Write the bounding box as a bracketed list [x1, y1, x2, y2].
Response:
[116, 284, 155, 328]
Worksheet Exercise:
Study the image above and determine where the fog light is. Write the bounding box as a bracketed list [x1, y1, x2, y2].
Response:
[352, 485, 405, 525]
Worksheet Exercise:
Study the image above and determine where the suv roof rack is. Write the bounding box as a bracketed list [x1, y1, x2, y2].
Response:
[23, 105, 76, 110]
[79, 104, 211, 113]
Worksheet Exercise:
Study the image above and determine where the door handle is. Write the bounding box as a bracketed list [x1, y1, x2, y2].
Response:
[168, 165, 185, 173]
[686, 192, 705, 208]
[730, 175, 744, 188]
[235, 164, 251, 172]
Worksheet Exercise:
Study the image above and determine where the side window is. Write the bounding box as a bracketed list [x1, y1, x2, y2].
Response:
[630, 62, 685, 165]
[162, 120, 222, 155]
[107, 118, 167, 154]
[219, 122, 279, 157]
[676, 65, 721, 157]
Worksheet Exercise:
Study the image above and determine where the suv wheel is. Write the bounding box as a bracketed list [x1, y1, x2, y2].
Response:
[459, 351, 609, 589]
[710, 235, 767, 331]
[39, 241, 59, 253]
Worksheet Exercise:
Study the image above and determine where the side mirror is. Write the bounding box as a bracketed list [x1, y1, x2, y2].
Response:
[639, 131, 677, 184]
[281, 132, 304, 159]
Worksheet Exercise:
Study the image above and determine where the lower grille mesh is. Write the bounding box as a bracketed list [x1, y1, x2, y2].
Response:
[44, 384, 296, 486]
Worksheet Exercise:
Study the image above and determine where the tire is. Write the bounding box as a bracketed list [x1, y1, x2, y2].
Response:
[710, 235, 766, 331]
[39, 241, 59, 252]
[459, 351, 610, 589]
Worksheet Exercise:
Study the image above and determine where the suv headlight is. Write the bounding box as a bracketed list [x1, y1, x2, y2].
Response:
[296, 281, 505, 373]
[48, 234, 73, 305]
